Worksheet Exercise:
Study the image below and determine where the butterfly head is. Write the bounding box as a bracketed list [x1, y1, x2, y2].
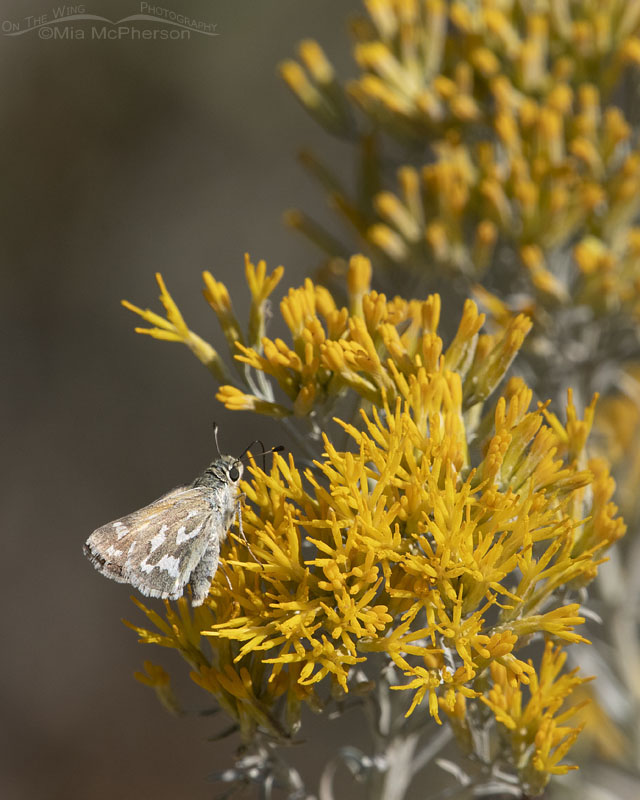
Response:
[194, 425, 284, 490]
[209, 454, 244, 485]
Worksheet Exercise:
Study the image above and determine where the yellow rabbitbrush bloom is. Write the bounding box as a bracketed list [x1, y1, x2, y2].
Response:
[479, 641, 591, 795]
[124, 255, 624, 793]
[124, 254, 532, 424]
[281, 1, 640, 376]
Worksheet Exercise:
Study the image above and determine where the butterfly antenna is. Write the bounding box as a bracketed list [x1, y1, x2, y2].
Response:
[239, 439, 284, 471]
[263, 444, 284, 470]
[240, 444, 284, 471]
[212, 422, 222, 457]
[238, 439, 263, 461]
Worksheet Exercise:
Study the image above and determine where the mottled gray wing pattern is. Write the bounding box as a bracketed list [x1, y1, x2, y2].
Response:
[84, 485, 219, 601]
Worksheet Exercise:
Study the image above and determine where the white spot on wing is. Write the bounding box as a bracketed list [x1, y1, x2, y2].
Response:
[176, 522, 204, 545]
[105, 545, 123, 558]
[140, 553, 181, 578]
[149, 530, 166, 552]
[113, 521, 129, 540]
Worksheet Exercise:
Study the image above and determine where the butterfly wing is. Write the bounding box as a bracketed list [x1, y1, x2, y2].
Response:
[84, 485, 218, 601]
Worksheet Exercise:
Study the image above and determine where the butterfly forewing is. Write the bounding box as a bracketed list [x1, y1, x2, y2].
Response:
[82, 445, 274, 605]
[84, 485, 218, 601]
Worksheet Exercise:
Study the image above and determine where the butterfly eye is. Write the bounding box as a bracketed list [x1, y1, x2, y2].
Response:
[228, 466, 240, 482]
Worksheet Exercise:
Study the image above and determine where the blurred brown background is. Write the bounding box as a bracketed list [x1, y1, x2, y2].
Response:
[1, 2, 362, 798]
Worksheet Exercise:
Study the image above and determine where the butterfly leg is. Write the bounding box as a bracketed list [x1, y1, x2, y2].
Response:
[189, 536, 221, 606]
[234, 500, 260, 564]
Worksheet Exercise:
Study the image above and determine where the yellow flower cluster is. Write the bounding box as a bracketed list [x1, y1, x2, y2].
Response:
[126, 254, 531, 422]
[591, 366, 640, 525]
[124, 255, 624, 791]
[281, 0, 640, 317]
[284, 1, 640, 139]
[479, 641, 589, 795]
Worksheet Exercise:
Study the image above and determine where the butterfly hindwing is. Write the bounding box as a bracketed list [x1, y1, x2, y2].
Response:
[84, 485, 218, 601]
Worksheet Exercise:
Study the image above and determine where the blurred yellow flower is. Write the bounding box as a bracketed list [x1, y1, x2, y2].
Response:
[280, 1, 640, 345]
